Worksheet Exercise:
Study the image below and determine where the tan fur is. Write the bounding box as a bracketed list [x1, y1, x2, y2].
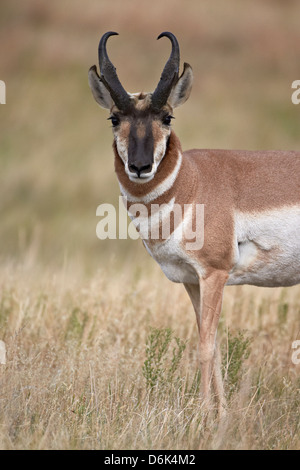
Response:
[118, 120, 130, 141]
[130, 93, 152, 110]
[151, 121, 164, 143]
[136, 123, 146, 139]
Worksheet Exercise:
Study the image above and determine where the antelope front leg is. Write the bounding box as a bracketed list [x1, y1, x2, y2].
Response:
[212, 341, 227, 417]
[185, 270, 228, 414]
[199, 271, 228, 408]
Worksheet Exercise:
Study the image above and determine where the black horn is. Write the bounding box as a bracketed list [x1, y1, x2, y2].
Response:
[98, 31, 132, 112]
[151, 32, 180, 110]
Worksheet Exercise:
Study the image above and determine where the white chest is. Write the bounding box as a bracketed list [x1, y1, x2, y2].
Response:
[130, 199, 204, 284]
[142, 236, 200, 284]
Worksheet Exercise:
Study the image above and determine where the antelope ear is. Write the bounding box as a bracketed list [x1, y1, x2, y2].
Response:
[168, 63, 193, 108]
[88, 65, 114, 109]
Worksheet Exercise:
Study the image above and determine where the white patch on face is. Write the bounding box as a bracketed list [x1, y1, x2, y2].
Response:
[115, 135, 128, 164]
[118, 150, 182, 204]
[125, 163, 157, 184]
[153, 135, 167, 165]
[228, 205, 300, 287]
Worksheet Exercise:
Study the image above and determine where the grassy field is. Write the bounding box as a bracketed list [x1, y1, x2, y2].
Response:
[0, 0, 299, 450]
[0, 263, 299, 449]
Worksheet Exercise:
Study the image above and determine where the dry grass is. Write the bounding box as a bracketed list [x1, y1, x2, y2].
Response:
[0, 260, 299, 449]
[0, 0, 300, 450]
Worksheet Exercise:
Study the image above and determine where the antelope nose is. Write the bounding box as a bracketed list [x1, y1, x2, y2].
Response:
[129, 163, 152, 178]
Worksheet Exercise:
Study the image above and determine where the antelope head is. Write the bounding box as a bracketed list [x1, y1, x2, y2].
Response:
[88, 32, 193, 182]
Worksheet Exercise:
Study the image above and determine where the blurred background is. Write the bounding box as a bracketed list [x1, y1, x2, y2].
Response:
[0, 0, 299, 275]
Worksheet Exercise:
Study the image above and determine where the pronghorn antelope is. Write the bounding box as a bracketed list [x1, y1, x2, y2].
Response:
[89, 31, 300, 415]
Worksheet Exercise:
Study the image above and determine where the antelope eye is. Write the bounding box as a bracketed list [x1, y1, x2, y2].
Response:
[108, 116, 120, 127]
[162, 115, 174, 126]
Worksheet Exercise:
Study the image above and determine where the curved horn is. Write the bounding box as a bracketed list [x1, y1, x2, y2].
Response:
[151, 32, 180, 110]
[98, 32, 132, 112]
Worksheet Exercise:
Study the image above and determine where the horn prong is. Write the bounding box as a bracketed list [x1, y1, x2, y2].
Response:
[98, 32, 132, 112]
[151, 32, 180, 110]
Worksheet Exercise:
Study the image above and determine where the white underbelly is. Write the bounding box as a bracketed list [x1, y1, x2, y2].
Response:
[134, 203, 300, 288]
[228, 206, 300, 287]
